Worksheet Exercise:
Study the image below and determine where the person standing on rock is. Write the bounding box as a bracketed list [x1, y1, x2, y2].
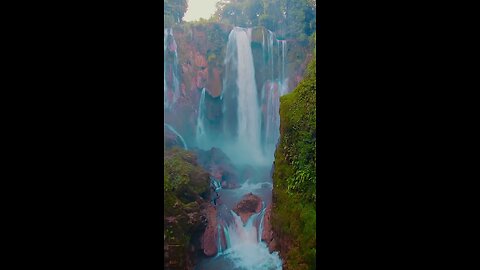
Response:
[212, 192, 221, 206]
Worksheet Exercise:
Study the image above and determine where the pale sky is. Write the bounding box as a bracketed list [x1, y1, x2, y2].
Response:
[183, 0, 221, 22]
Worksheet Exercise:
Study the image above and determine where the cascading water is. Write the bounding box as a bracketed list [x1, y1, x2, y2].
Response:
[261, 81, 280, 160]
[164, 29, 168, 110]
[196, 88, 208, 148]
[201, 201, 281, 270]
[269, 30, 274, 86]
[181, 26, 289, 270]
[235, 28, 261, 155]
[164, 123, 187, 150]
[217, 224, 223, 255]
[228, 211, 258, 246]
[257, 201, 267, 242]
[220, 27, 267, 165]
[164, 28, 180, 111]
[259, 29, 286, 158]
[211, 176, 222, 192]
[280, 40, 288, 96]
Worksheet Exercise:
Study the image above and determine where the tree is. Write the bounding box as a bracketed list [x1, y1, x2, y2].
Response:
[209, 0, 316, 41]
[164, 0, 188, 26]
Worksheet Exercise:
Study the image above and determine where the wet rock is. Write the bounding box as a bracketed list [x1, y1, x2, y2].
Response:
[268, 238, 278, 253]
[232, 193, 262, 224]
[164, 148, 213, 269]
[196, 147, 239, 188]
[262, 204, 274, 246]
[201, 204, 218, 256]
[205, 67, 222, 97]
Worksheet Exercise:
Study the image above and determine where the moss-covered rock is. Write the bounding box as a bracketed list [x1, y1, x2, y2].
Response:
[271, 45, 316, 270]
[164, 147, 211, 269]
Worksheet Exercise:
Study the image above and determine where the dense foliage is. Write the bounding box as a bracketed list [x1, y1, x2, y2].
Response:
[278, 51, 316, 203]
[164, 0, 188, 27]
[172, 0, 316, 43]
[213, 0, 316, 42]
[164, 147, 210, 202]
[272, 46, 316, 270]
[164, 148, 210, 268]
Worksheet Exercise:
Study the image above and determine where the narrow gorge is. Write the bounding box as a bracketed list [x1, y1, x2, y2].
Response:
[164, 1, 316, 269]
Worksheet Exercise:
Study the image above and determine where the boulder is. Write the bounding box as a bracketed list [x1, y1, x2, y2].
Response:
[262, 204, 274, 248]
[201, 204, 218, 256]
[196, 147, 239, 188]
[232, 193, 262, 224]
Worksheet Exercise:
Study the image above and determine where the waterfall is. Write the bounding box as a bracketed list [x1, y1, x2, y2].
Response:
[228, 210, 258, 246]
[263, 80, 280, 159]
[168, 26, 287, 270]
[257, 202, 267, 242]
[222, 29, 239, 137]
[280, 40, 288, 96]
[164, 123, 187, 150]
[217, 224, 223, 255]
[164, 28, 180, 111]
[196, 88, 207, 148]
[163, 29, 168, 110]
[207, 204, 280, 270]
[235, 28, 261, 154]
[269, 30, 274, 85]
[246, 28, 252, 41]
[220, 201, 267, 250]
[211, 176, 222, 192]
[221, 27, 266, 165]
[223, 225, 231, 248]
[164, 68, 167, 111]
[262, 29, 265, 58]
[259, 30, 283, 159]
[224, 209, 265, 249]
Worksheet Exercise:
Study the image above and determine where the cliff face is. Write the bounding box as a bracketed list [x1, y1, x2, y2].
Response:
[164, 148, 212, 269]
[164, 145, 248, 269]
[165, 24, 313, 144]
[271, 52, 316, 270]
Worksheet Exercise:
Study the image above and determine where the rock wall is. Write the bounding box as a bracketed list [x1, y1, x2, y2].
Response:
[164, 148, 213, 269]
[165, 24, 313, 146]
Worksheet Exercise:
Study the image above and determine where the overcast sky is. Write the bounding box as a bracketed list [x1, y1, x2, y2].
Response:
[183, 0, 220, 22]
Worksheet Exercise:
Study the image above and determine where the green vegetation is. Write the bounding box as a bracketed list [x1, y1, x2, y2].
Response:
[205, 23, 229, 68]
[164, 147, 210, 268]
[164, 0, 188, 27]
[213, 0, 316, 42]
[272, 46, 316, 269]
[277, 50, 316, 203]
[164, 147, 210, 206]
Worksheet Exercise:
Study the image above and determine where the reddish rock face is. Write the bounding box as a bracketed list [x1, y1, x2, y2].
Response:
[232, 193, 262, 224]
[262, 204, 274, 251]
[174, 27, 225, 99]
[201, 204, 218, 256]
[194, 52, 209, 90]
[205, 67, 222, 97]
[196, 148, 239, 188]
